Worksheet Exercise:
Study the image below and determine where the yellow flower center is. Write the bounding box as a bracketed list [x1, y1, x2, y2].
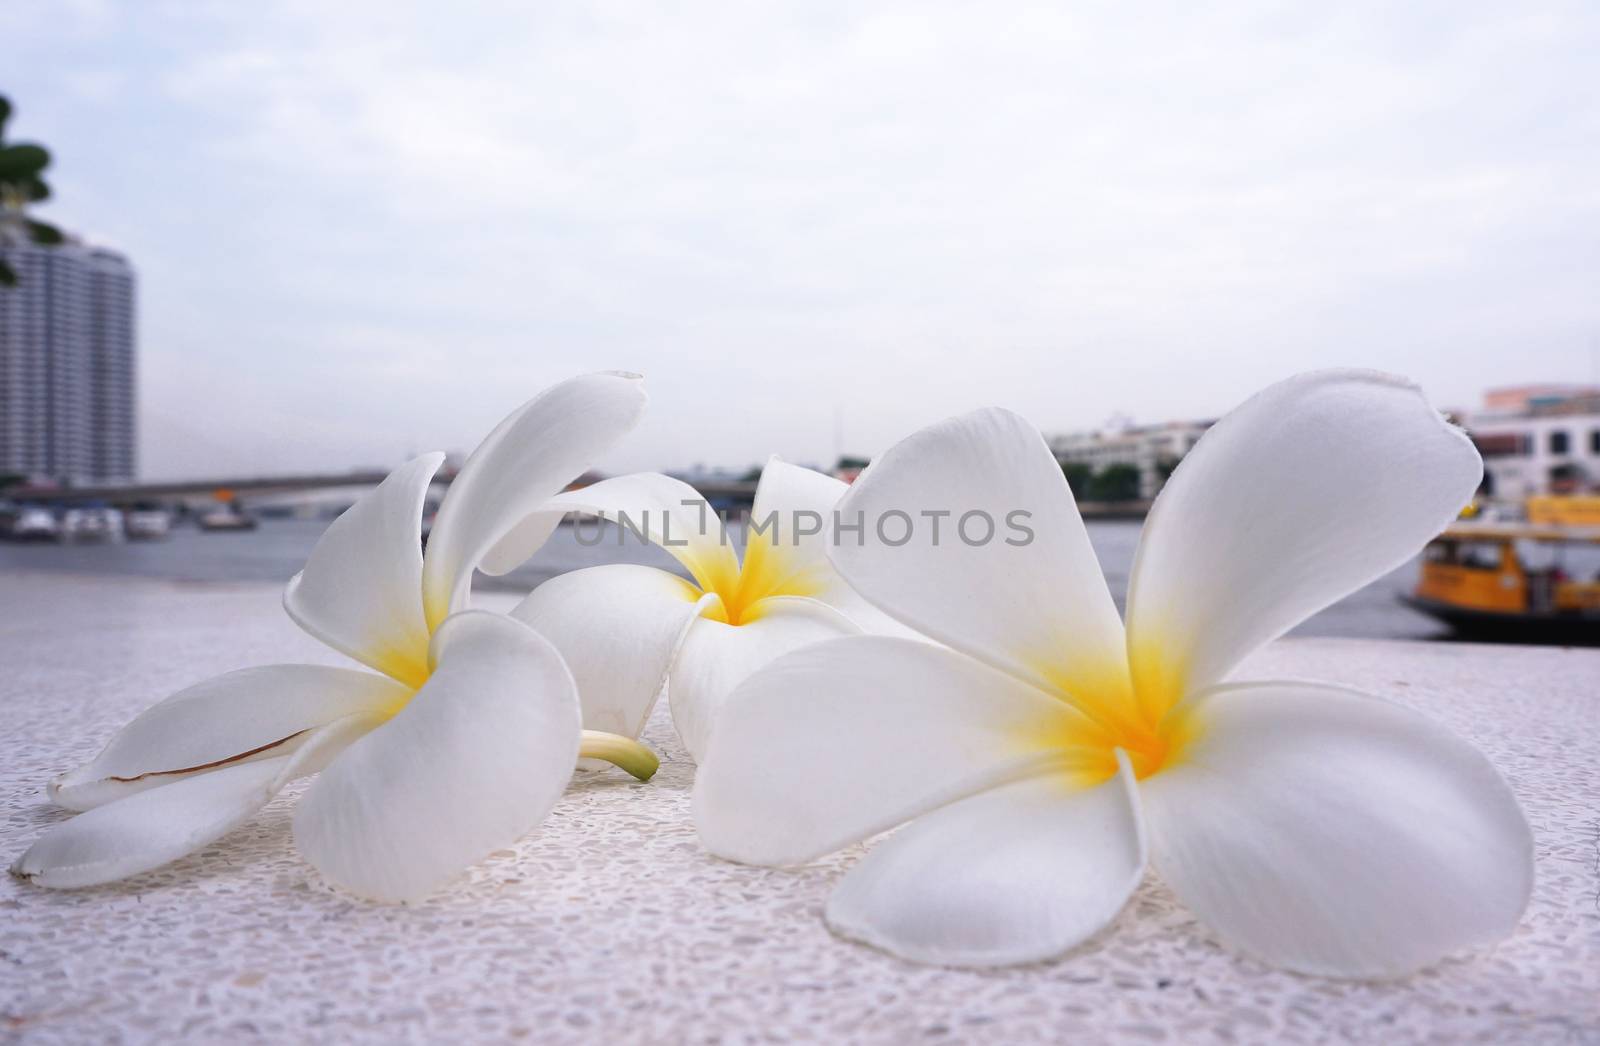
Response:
[690, 527, 825, 626]
[1032, 647, 1199, 788]
[371, 644, 432, 694]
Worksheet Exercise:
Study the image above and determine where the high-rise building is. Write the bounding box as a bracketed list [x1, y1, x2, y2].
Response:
[0, 238, 136, 483]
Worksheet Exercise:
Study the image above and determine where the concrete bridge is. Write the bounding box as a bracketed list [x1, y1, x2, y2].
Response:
[6, 473, 1149, 517]
[5, 472, 764, 508]
[9, 471, 403, 503]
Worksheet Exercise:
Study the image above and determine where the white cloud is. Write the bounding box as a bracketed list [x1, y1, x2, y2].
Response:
[7, 0, 1599, 476]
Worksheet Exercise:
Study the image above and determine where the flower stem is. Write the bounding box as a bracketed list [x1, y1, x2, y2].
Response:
[578, 730, 660, 782]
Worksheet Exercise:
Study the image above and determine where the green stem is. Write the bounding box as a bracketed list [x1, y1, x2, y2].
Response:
[578, 730, 659, 782]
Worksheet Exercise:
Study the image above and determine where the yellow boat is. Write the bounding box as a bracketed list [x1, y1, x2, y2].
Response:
[1405, 512, 1600, 643]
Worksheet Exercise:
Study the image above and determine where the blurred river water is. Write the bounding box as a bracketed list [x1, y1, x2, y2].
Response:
[0, 517, 1442, 640]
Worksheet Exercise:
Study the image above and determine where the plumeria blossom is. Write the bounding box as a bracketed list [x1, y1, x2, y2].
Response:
[13, 373, 657, 900]
[512, 458, 909, 762]
[695, 371, 1533, 977]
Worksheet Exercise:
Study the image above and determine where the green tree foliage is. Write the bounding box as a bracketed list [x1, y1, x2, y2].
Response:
[0, 95, 66, 286]
[1085, 463, 1142, 502]
[1060, 461, 1092, 497]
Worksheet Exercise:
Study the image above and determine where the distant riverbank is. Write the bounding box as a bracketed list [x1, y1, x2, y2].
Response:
[0, 516, 1443, 641]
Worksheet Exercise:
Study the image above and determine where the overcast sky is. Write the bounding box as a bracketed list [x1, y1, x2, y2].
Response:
[6, 0, 1598, 478]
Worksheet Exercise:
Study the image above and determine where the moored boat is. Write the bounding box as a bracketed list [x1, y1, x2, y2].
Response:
[61, 506, 123, 543]
[1, 505, 62, 542]
[1404, 516, 1600, 644]
[199, 503, 258, 531]
[125, 507, 172, 540]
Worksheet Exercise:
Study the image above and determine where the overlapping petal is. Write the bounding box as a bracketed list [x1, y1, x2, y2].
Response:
[668, 596, 858, 762]
[543, 471, 740, 596]
[13, 713, 380, 889]
[49, 665, 409, 811]
[293, 612, 582, 902]
[1125, 371, 1482, 710]
[744, 458, 916, 637]
[511, 564, 712, 741]
[828, 408, 1130, 707]
[826, 757, 1145, 967]
[740, 458, 848, 600]
[694, 636, 1095, 866]
[422, 371, 648, 628]
[1140, 681, 1532, 978]
[283, 453, 442, 687]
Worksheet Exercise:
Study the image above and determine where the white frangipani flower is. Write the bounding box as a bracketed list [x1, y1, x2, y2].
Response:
[694, 371, 1533, 976]
[13, 373, 654, 900]
[513, 458, 908, 762]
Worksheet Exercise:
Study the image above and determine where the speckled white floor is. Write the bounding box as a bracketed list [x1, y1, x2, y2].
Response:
[1, 572, 1597, 1044]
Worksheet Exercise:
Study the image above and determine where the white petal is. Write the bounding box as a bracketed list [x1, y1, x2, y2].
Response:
[1140, 681, 1532, 978]
[745, 458, 918, 637]
[422, 371, 648, 627]
[744, 457, 848, 599]
[543, 471, 740, 596]
[293, 611, 582, 902]
[50, 665, 409, 811]
[693, 636, 1091, 866]
[284, 453, 442, 686]
[15, 760, 288, 889]
[1125, 371, 1482, 706]
[511, 564, 712, 740]
[750, 457, 848, 544]
[827, 755, 1146, 967]
[474, 509, 567, 577]
[668, 595, 859, 762]
[828, 408, 1129, 705]
[13, 713, 379, 889]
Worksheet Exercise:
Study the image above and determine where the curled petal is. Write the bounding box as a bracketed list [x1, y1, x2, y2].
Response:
[827, 755, 1146, 967]
[1125, 370, 1482, 711]
[543, 471, 740, 596]
[474, 510, 567, 579]
[50, 666, 408, 811]
[668, 596, 858, 762]
[693, 636, 1089, 866]
[828, 408, 1130, 710]
[511, 564, 711, 742]
[293, 612, 582, 902]
[422, 372, 647, 628]
[16, 761, 287, 889]
[1140, 681, 1532, 978]
[13, 713, 379, 889]
[284, 453, 442, 687]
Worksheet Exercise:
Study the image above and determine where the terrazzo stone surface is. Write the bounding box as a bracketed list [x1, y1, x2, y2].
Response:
[1, 572, 1597, 1044]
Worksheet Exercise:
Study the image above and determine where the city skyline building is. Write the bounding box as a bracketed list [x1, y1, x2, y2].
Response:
[1465, 385, 1600, 498]
[0, 237, 136, 483]
[1046, 418, 1215, 501]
